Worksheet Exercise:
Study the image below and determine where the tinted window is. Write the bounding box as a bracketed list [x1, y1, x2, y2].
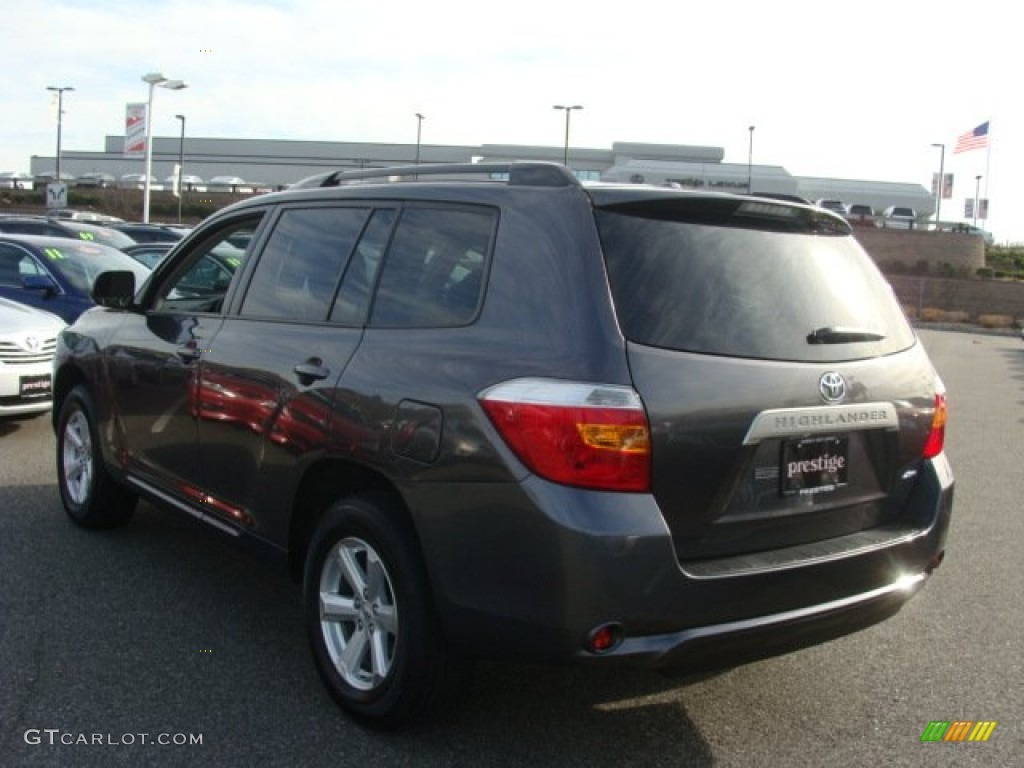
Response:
[330, 209, 394, 325]
[241, 207, 369, 322]
[370, 207, 495, 327]
[596, 206, 916, 362]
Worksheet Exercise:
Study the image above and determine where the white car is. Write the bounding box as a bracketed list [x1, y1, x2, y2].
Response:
[0, 172, 34, 190]
[879, 206, 917, 230]
[0, 298, 66, 417]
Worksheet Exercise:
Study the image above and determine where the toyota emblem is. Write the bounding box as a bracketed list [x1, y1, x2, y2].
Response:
[819, 372, 846, 403]
[24, 336, 40, 352]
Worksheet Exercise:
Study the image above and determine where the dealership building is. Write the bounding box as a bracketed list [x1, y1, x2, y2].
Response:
[32, 136, 935, 218]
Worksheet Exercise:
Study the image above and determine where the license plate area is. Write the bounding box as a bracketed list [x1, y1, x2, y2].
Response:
[781, 435, 848, 496]
[19, 374, 52, 399]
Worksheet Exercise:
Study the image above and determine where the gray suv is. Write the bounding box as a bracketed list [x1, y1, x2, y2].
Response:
[53, 163, 953, 727]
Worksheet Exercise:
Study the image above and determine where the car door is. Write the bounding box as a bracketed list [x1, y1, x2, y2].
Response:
[0, 242, 82, 322]
[193, 204, 391, 544]
[103, 213, 266, 509]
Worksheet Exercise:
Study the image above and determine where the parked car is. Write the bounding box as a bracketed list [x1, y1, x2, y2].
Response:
[0, 216, 77, 239]
[0, 234, 150, 324]
[0, 297, 66, 417]
[52, 162, 953, 727]
[162, 174, 206, 192]
[33, 171, 75, 185]
[815, 199, 848, 216]
[879, 206, 917, 230]
[750, 192, 812, 205]
[46, 208, 117, 223]
[847, 204, 875, 221]
[111, 222, 191, 244]
[121, 242, 175, 269]
[957, 224, 994, 245]
[118, 173, 158, 190]
[76, 172, 116, 189]
[0, 216, 137, 251]
[0, 171, 34, 190]
[208, 175, 251, 193]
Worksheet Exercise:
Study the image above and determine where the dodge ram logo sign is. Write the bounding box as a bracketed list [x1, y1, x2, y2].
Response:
[819, 372, 846, 403]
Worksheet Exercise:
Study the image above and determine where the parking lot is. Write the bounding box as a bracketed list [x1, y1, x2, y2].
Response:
[0, 329, 1020, 767]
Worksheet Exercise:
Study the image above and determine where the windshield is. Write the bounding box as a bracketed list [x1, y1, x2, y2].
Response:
[596, 204, 916, 362]
[61, 222, 138, 250]
[37, 240, 151, 294]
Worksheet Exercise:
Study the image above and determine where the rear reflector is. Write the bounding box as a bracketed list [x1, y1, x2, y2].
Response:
[479, 378, 651, 492]
[922, 390, 947, 459]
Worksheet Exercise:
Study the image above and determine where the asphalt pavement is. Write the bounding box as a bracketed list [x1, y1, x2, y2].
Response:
[0, 329, 1020, 767]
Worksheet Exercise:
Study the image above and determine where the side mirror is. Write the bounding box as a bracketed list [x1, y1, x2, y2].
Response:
[22, 274, 58, 296]
[92, 270, 136, 309]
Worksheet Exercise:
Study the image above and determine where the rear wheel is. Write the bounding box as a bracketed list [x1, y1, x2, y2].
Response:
[303, 493, 463, 728]
[56, 385, 136, 528]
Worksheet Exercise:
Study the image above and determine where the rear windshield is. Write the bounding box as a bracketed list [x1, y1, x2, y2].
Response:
[595, 202, 916, 362]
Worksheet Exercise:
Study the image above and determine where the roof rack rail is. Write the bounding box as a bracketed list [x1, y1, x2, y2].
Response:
[291, 162, 580, 190]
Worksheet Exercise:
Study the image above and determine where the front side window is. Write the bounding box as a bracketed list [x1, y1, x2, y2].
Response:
[369, 207, 496, 328]
[153, 215, 263, 314]
[0, 244, 41, 285]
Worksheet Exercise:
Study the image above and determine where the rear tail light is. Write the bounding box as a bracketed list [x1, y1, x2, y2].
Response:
[479, 378, 651, 492]
[922, 385, 948, 460]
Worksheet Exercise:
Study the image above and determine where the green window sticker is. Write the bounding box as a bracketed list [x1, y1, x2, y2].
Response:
[78, 232, 96, 241]
[43, 247, 66, 260]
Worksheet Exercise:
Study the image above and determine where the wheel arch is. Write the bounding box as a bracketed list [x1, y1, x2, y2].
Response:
[287, 458, 420, 584]
[52, 363, 87, 433]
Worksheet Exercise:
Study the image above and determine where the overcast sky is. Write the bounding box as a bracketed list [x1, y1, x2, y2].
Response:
[4, 0, 1017, 241]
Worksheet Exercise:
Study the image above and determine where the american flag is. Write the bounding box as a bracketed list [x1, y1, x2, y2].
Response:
[953, 121, 989, 154]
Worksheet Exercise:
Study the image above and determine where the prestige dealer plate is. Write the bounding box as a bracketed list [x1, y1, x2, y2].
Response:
[19, 374, 52, 399]
[781, 435, 848, 496]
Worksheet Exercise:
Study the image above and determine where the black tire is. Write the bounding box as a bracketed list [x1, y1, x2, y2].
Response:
[303, 492, 463, 728]
[56, 385, 137, 528]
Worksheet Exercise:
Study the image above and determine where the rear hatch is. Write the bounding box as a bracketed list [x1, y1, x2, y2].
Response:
[591, 192, 940, 563]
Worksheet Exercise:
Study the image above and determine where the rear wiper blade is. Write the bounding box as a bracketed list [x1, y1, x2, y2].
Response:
[807, 326, 886, 344]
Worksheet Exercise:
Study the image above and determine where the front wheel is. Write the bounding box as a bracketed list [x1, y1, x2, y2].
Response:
[56, 385, 136, 528]
[303, 493, 464, 728]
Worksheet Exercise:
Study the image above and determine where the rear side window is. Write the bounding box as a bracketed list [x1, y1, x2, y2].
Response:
[596, 205, 916, 362]
[370, 207, 495, 328]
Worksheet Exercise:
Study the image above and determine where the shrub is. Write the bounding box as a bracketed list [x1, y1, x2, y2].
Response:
[976, 267, 994, 279]
[919, 307, 947, 322]
[976, 314, 1014, 329]
[944, 310, 970, 323]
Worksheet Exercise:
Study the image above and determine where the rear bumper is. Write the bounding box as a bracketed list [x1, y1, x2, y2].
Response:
[413, 452, 953, 669]
[576, 569, 929, 671]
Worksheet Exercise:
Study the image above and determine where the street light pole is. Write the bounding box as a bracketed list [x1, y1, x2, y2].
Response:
[175, 114, 186, 224]
[141, 72, 187, 223]
[747, 125, 755, 193]
[46, 86, 75, 180]
[974, 174, 982, 228]
[930, 143, 945, 230]
[553, 105, 583, 166]
[415, 113, 425, 165]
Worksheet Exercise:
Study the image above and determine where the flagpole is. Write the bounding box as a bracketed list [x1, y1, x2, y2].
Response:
[982, 121, 991, 228]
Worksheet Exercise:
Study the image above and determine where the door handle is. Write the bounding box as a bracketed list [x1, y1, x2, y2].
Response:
[294, 359, 330, 384]
[177, 343, 201, 362]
